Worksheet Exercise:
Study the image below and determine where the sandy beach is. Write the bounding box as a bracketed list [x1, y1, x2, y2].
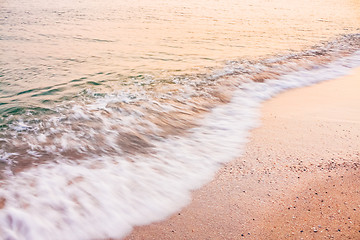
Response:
[2, 0, 360, 238]
[126, 67, 360, 239]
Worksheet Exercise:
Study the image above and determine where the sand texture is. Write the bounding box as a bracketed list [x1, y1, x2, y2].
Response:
[125, 68, 360, 239]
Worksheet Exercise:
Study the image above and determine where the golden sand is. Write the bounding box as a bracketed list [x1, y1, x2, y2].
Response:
[125, 67, 360, 239]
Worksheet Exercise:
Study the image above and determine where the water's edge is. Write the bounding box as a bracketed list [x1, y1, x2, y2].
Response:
[1, 45, 360, 239]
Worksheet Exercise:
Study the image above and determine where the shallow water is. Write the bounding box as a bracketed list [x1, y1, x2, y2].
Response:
[1, 0, 360, 239]
[1, 0, 359, 106]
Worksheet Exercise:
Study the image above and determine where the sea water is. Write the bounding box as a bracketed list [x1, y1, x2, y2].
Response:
[1, 0, 360, 239]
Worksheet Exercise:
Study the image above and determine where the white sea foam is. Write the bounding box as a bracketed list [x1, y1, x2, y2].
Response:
[1, 51, 360, 240]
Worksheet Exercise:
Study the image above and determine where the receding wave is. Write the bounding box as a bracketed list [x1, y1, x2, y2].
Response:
[0, 34, 360, 239]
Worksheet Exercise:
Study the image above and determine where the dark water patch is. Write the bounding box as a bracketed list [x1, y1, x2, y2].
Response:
[0, 86, 51, 99]
[0, 106, 27, 116]
[16, 88, 42, 96]
[70, 77, 88, 83]
[31, 88, 63, 97]
[0, 106, 55, 118]
[41, 99, 53, 104]
[86, 81, 102, 86]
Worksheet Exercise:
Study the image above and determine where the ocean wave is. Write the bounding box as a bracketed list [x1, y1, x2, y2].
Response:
[0, 35, 360, 239]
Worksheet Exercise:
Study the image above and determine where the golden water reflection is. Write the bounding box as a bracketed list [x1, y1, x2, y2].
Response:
[1, 0, 360, 92]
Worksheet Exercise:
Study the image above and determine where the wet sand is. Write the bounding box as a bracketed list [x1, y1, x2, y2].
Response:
[125, 67, 360, 239]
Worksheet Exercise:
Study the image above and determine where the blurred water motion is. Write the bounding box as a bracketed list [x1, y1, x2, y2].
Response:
[0, 0, 360, 239]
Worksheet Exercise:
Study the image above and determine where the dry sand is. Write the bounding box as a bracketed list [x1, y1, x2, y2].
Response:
[125, 67, 360, 239]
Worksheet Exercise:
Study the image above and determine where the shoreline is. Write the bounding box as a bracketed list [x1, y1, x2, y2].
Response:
[125, 67, 360, 239]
